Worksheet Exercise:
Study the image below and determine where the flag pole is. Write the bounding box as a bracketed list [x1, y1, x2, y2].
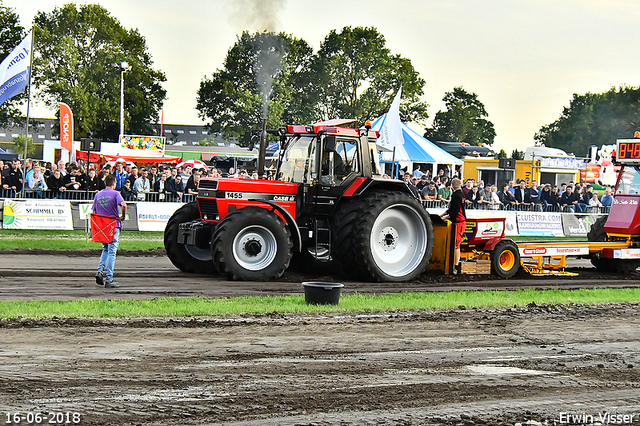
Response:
[21, 28, 35, 194]
[391, 146, 396, 179]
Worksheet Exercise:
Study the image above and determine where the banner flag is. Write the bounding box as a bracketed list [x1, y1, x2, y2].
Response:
[59, 102, 74, 153]
[0, 31, 32, 107]
[377, 86, 404, 151]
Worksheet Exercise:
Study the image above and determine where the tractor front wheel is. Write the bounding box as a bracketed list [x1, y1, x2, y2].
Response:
[211, 207, 293, 281]
[164, 202, 215, 274]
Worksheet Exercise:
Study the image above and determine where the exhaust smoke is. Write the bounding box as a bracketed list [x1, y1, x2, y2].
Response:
[232, 0, 288, 118]
[232, 0, 286, 33]
[253, 33, 287, 119]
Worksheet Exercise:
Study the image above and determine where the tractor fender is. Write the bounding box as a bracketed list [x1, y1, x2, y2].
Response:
[343, 177, 413, 198]
[248, 199, 302, 253]
[482, 237, 515, 253]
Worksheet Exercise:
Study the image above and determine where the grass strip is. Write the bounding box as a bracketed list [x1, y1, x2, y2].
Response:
[1, 288, 638, 319]
[0, 230, 163, 251]
[0, 230, 584, 252]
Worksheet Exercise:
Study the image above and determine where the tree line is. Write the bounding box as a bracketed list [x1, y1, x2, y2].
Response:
[1, 1, 638, 156]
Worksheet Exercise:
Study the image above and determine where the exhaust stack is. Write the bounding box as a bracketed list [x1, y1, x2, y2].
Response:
[257, 118, 268, 179]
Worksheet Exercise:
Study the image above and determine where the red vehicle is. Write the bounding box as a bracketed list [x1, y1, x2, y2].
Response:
[587, 135, 640, 272]
[164, 119, 434, 282]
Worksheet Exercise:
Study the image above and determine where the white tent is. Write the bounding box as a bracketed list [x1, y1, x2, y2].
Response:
[371, 114, 463, 177]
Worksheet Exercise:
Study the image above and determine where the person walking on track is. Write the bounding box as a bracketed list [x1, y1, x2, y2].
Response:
[92, 174, 127, 288]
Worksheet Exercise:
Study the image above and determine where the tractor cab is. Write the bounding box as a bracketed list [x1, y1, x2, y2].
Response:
[276, 119, 379, 185]
[275, 119, 382, 218]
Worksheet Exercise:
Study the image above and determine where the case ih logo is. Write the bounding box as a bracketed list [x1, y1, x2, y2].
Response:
[523, 248, 547, 256]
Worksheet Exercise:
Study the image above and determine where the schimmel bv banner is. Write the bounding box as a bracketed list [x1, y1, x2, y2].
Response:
[2, 199, 73, 230]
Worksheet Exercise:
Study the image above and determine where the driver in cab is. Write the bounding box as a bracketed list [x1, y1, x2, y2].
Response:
[320, 136, 347, 185]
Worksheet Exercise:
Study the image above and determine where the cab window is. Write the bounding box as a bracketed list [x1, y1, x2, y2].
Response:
[278, 136, 317, 184]
[320, 137, 358, 185]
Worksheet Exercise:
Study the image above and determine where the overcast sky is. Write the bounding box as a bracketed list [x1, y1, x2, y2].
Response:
[7, 0, 640, 153]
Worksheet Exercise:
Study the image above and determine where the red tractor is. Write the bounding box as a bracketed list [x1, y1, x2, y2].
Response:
[164, 119, 434, 282]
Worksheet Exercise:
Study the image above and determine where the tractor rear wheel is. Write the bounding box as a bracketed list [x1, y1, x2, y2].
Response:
[333, 191, 434, 282]
[211, 207, 293, 281]
[490, 240, 520, 278]
[164, 202, 215, 274]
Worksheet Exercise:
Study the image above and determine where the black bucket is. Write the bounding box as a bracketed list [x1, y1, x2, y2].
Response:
[302, 282, 344, 305]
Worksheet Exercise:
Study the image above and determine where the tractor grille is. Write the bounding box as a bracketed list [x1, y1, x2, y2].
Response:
[199, 198, 219, 221]
[198, 179, 218, 190]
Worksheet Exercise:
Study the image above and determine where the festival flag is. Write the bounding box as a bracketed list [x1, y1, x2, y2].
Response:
[59, 102, 74, 153]
[0, 31, 33, 107]
[377, 86, 404, 151]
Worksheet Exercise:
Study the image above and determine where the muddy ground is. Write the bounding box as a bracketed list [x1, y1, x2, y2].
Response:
[1, 252, 640, 425]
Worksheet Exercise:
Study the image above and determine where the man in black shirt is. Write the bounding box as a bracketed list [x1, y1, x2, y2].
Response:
[2, 159, 24, 193]
[46, 168, 66, 199]
[560, 185, 583, 212]
[185, 171, 201, 195]
[403, 173, 419, 198]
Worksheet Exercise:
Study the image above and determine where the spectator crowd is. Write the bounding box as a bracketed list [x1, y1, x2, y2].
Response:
[403, 173, 613, 214]
[1, 158, 614, 214]
[0, 158, 261, 202]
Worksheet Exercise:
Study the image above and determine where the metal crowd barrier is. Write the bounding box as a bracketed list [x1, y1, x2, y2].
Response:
[0, 186, 613, 214]
[0, 188, 196, 204]
[421, 198, 611, 214]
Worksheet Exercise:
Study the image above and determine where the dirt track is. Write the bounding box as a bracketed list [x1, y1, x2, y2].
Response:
[1, 253, 640, 425]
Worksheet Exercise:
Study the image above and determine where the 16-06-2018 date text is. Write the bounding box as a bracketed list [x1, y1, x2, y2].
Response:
[4, 412, 82, 424]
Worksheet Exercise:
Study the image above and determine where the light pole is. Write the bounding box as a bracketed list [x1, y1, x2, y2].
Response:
[119, 61, 131, 140]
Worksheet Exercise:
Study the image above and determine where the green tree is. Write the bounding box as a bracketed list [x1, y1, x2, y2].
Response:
[169, 130, 178, 144]
[32, 4, 166, 142]
[13, 134, 35, 157]
[197, 31, 301, 143]
[534, 86, 640, 156]
[495, 149, 507, 159]
[511, 149, 524, 160]
[0, 2, 26, 127]
[424, 86, 496, 146]
[312, 26, 428, 123]
[196, 27, 430, 143]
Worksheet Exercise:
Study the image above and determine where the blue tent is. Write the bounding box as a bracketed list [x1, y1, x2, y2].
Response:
[0, 147, 18, 161]
[371, 115, 434, 163]
[371, 114, 463, 166]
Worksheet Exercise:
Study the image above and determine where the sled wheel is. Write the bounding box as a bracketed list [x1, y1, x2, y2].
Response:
[613, 260, 640, 274]
[212, 207, 293, 281]
[491, 240, 520, 278]
[164, 202, 214, 274]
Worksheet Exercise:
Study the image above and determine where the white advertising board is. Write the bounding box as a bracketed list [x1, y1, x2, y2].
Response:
[613, 249, 640, 259]
[516, 211, 564, 237]
[136, 202, 183, 231]
[519, 245, 589, 257]
[1, 199, 73, 230]
[467, 210, 519, 236]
